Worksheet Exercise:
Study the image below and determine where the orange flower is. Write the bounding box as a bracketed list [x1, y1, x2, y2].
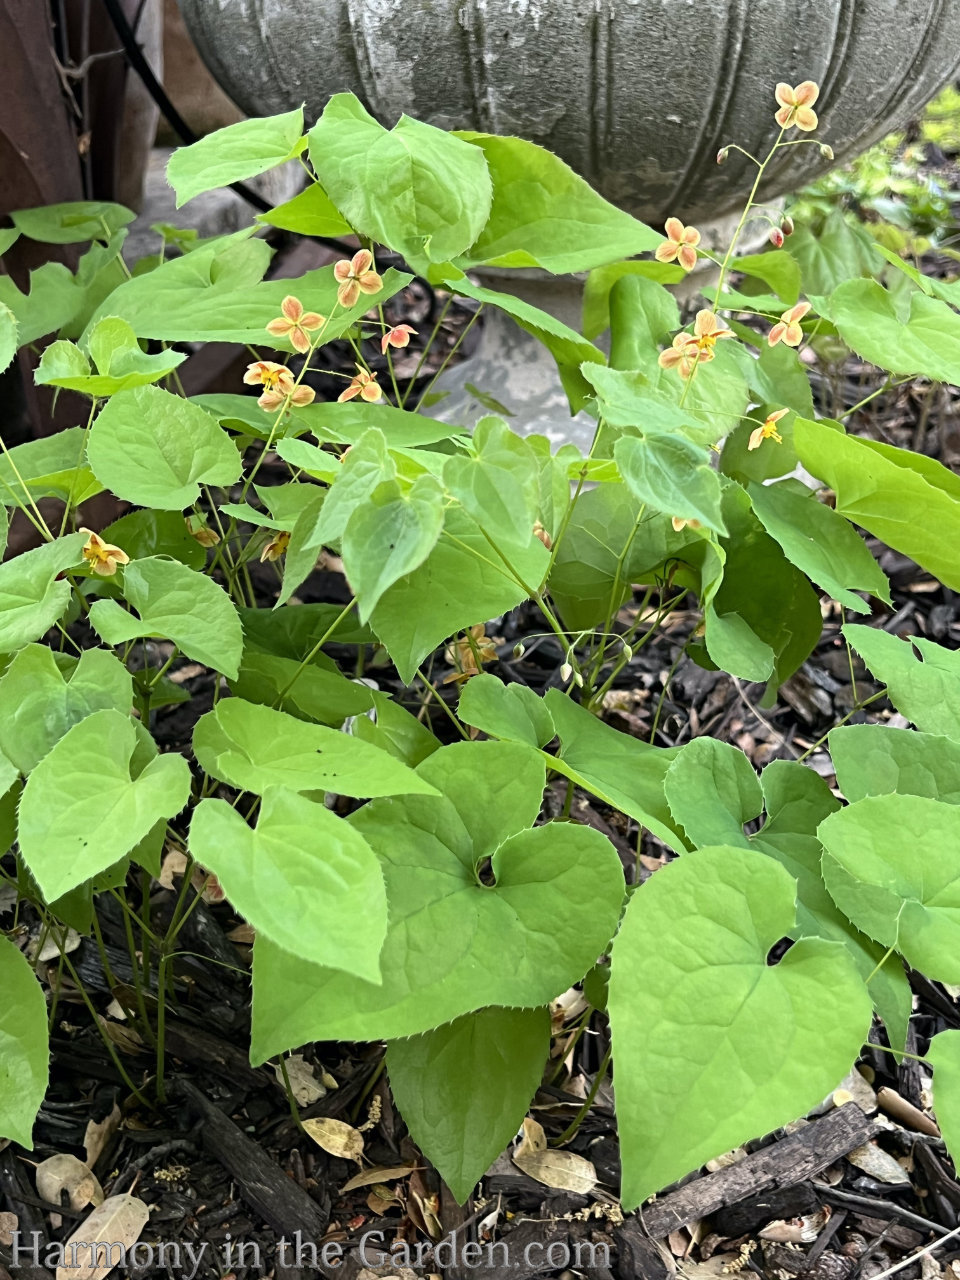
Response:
[658, 332, 701, 380]
[260, 530, 291, 562]
[775, 81, 819, 132]
[265, 295, 325, 354]
[243, 360, 315, 410]
[689, 308, 733, 354]
[80, 528, 129, 577]
[655, 217, 701, 272]
[338, 364, 382, 403]
[443, 624, 500, 684]
[748, 408, 789, 451]
[185, 516, 220, 548]
[768, 300, 811, 348]
[333, 250, 383, 309]
[380, 323, 417, 355]
[659, 310, 732, 379]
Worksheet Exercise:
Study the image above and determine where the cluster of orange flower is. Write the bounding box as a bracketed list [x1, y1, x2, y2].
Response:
[655, 81, 824, 453]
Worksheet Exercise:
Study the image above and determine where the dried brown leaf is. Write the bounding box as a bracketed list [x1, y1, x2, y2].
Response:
[36, 1154, 104, 1212]
[0, 1211, 17, 1248]
[341, 1164, 418, 1193]
[275, 1055, 326, 1106]
[56, 1194, 149, 1280]
[83, 1102, 121, 1169]
[513, 1118, 597, 1194]
[302, 1117, 364, 1165]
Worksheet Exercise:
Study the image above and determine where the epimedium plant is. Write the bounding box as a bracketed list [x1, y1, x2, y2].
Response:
[1, 78, 960, 1210]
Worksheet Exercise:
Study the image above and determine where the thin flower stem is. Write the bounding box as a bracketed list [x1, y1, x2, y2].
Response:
[401, 295, 453, 408]
[552, 1044, 612, 1146]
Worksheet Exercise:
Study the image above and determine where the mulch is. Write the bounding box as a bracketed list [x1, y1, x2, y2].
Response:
[3, 213, 960, 1280]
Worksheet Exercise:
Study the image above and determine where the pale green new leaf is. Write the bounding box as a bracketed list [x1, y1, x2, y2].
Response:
[610, 847, 872, 1209]
[0, 261, 80, 345]
[747, 481, 890, 613]
[368, 506, 549, 685]
[820, 794, 960, 982]
[458, 674, 555, 750]
[189, 787, 387, 981]
[35, 318, 185, 396]
[308, 94, 492, 270]
[231, 649, 376, 727]
[0, 934, 49, 1148]
[0, 533, 85, 652]
[545, 691, 685, 850]
[250, 741, 625, 1058]
[168, 108, 305, 206]
[192, 698, 438, 799]
[88, 557, 244, 679]
[0, 302, 16, 373]
[11, 201, 133, 245]
[927, 1031, 960, 1175]
[388, 1006, 551, 1204]
[795, 417, 960, 591]
[86, 233, 411, 347]
[341, 474, 445, 621]
[0, 429, 101, 509]
[454, 132, 659, 273]
[822, 279, 960, 384]
[447, 275, 604, 415]
[0, 645, 132, 774]
[88, 385, 241, 509]
[257, 183, 352, 237]
[665, 737, 762, 848]
[844, 624, 960, 740]
[443, 416, 539, 546]
[582, 260, 684, 340]
[830, 725, 960, 805]
[615, 434, 726, 534]
[18, 709, 191, 902]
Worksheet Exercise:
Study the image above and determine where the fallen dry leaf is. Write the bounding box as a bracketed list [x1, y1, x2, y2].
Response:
[846, 1142, 911, 1185]
[759, 1207, 831, 1243]
[56, 1194, 149, 1280]
[0, 1211, 17, 1248]
[227, 922, 256, 945]
[157, 847, 188, 891]
[275, 1055, 326, 1106]
[96, 1016, 145, 1056]
[36, 1154, 104, 1212]
[83, 1102, 121, 1169]
[513, 1117, 597, 1194]
[302, 1117, 364, 1165]
[341, 1164, 418, 1193]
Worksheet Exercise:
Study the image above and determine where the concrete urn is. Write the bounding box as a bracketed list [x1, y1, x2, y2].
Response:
[175, 0, 960, 440]
[176, 0, 960, 224]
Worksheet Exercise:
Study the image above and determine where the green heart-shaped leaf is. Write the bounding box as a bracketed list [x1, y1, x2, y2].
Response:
[610, 846, 872, 1209]
[843, 625, 960, 741]
[0, 645, 132, 774]
[0, 534, 85, 651]
[387, 1006, 550, 1204]
[88, 557, 244, 680]
[88, 385, 241, 509]
[0, 934, 49, 1148]
[189, 788, 387, 982]
[18, 709, 191, 902]
[192, 698, 438, 799]
[250, 741, 625, 1059]
[820, 794, 960, 983]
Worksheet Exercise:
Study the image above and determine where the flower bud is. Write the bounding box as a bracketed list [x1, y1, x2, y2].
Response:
[819, 143, 834, 160]
[560, 662, 573, 683]
[716, 146, 730, 165]
[573, 671, 584, 689]
[512, 641, 525, 659]
[768, 227, 785, 248]
[780, 215, 795, 236]
[621, 644, 633, 662]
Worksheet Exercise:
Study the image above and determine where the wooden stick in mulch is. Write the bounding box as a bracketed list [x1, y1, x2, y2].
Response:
[637, 1103, 876, 1240]
[176, 1079, 329, 1240]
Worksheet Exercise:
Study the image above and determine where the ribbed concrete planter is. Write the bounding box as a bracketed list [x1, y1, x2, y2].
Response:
[176, 0, 960, 443]
[177, 0, 960, 224]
